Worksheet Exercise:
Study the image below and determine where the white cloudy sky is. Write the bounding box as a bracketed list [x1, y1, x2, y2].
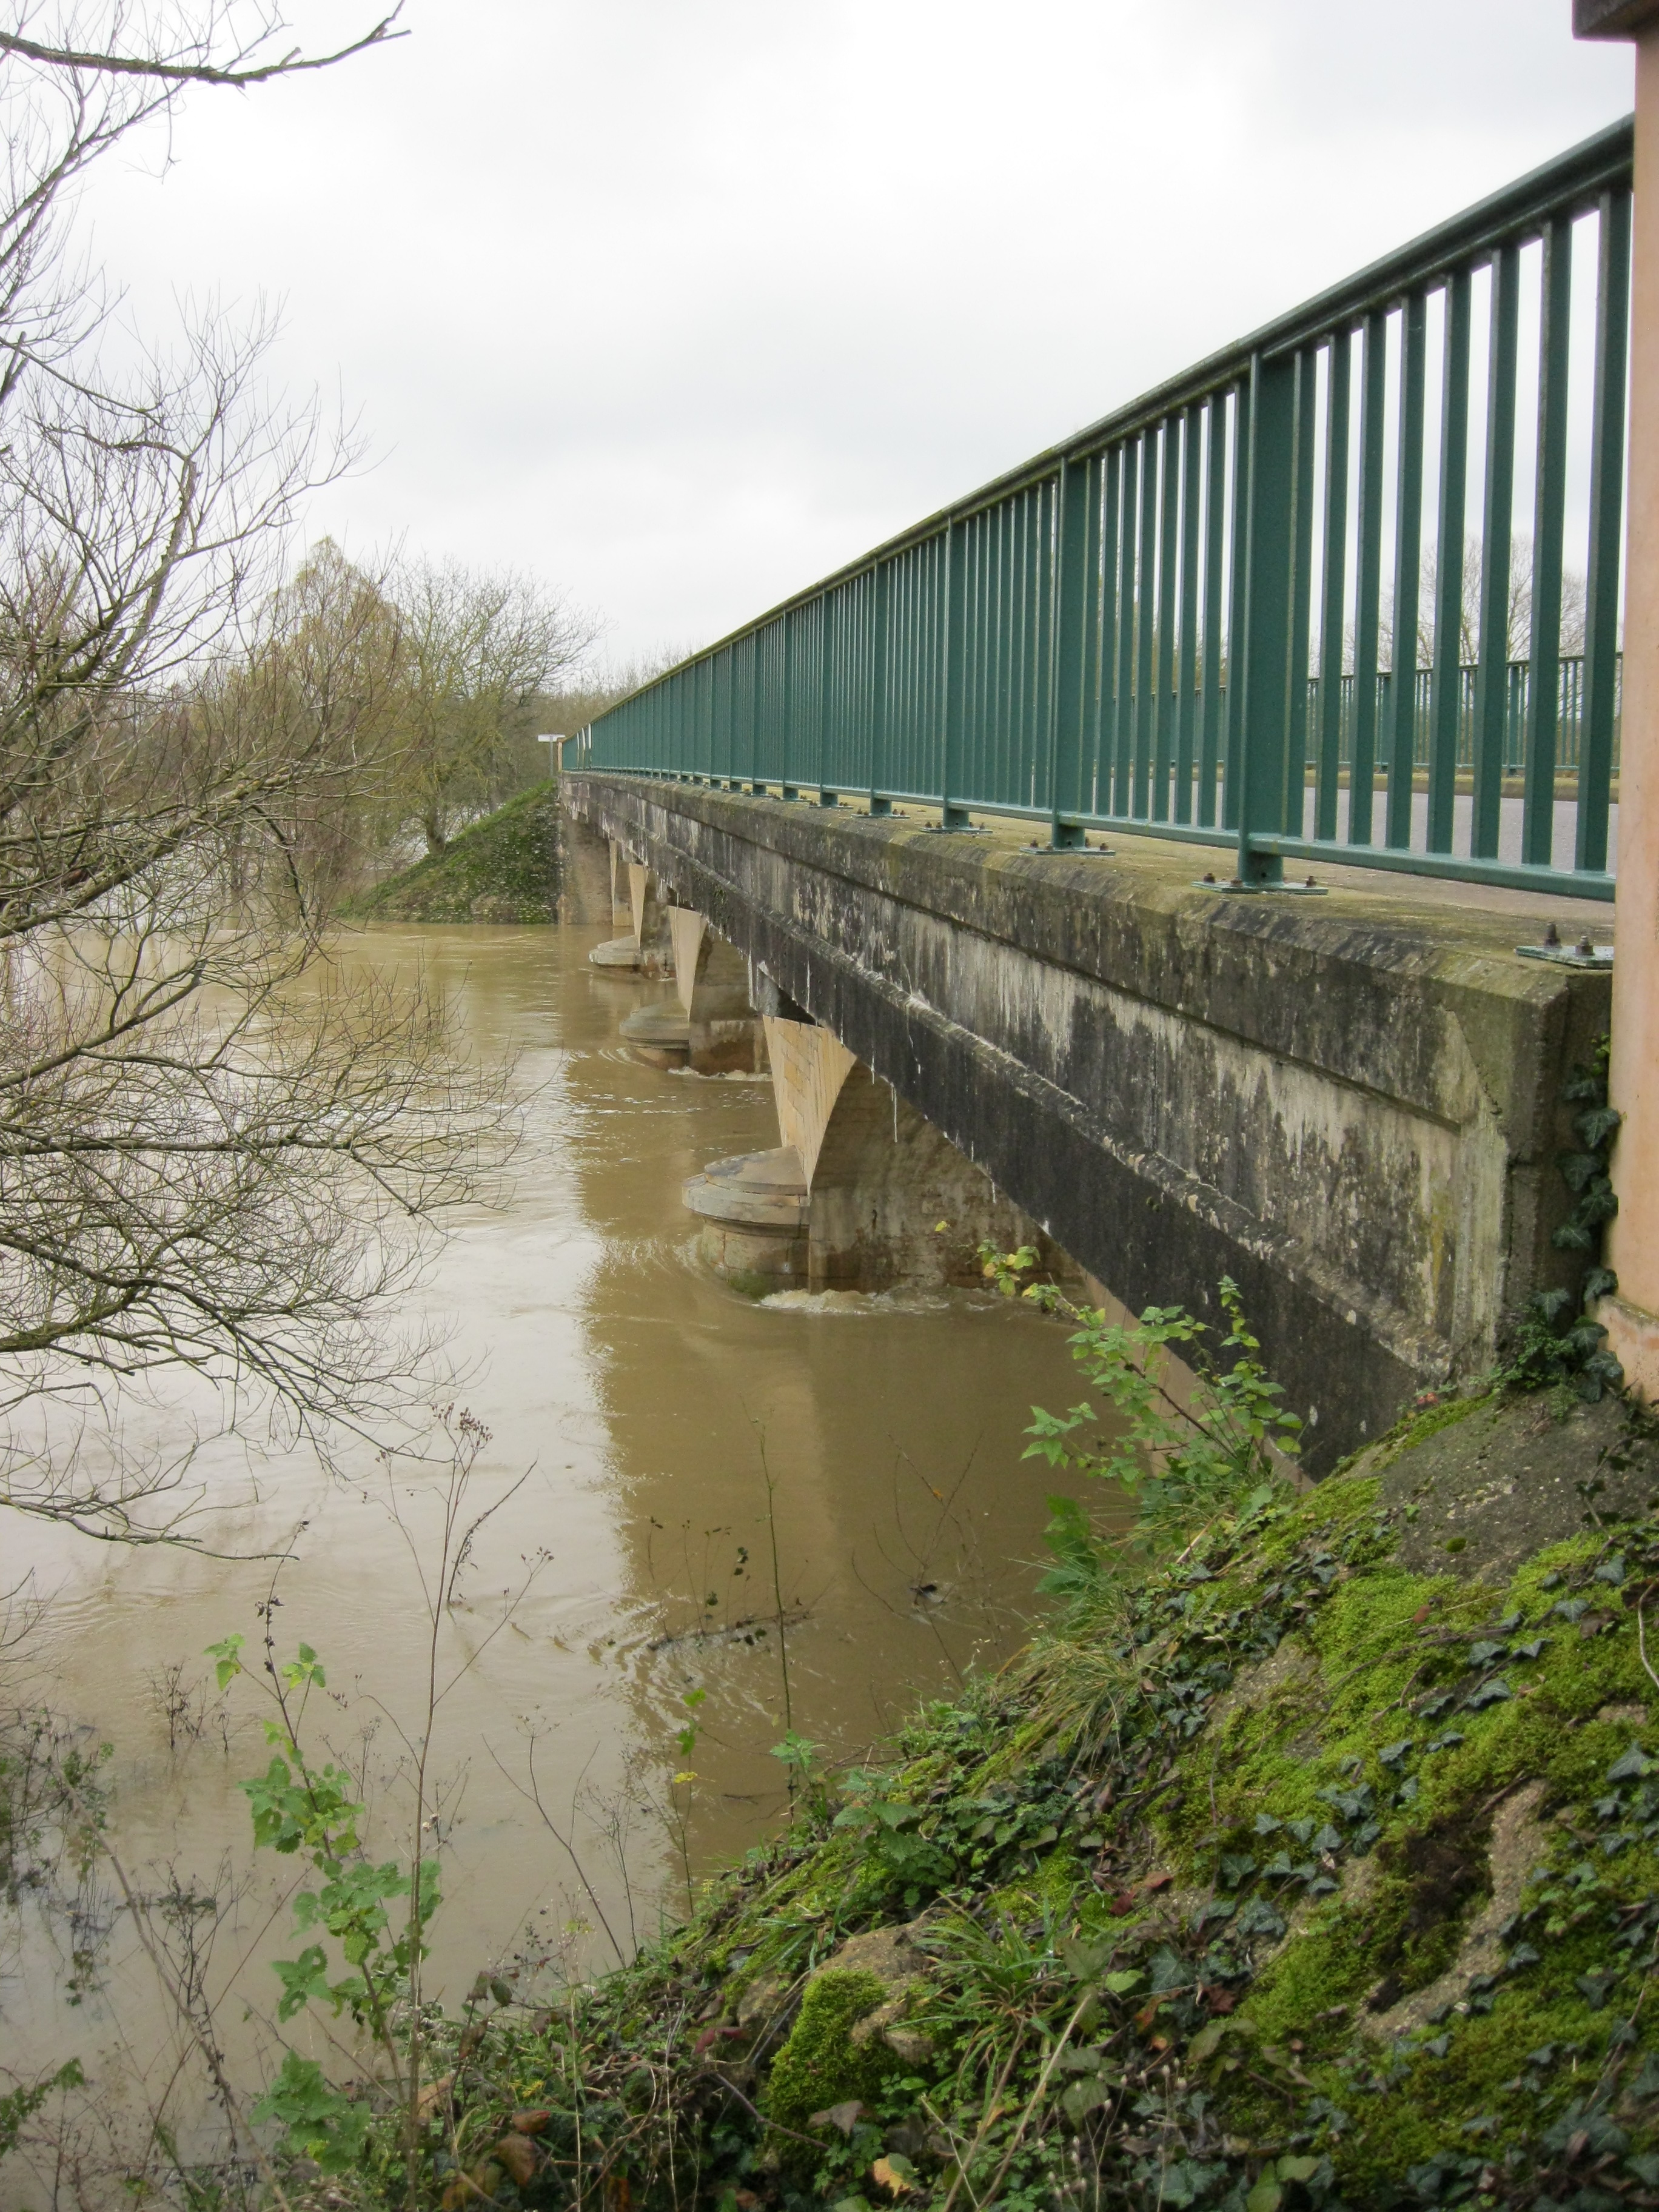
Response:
[79, 0, 1634, 666]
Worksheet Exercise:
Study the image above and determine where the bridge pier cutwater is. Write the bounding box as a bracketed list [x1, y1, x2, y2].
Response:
[562, 783, 1608, 1475]
[562, 811, 1076, 1298]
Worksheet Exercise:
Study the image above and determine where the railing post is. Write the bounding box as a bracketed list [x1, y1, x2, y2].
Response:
[1316, 333, 1352, 840]
[1579, 183, 1632, 870]
[1523, 215, 1575, 864]
[1235, 350, 1298, 884]
[1429, 272, 1472, 853]
[1286, 347, 1318, 841]
[940, 519, 971, 828]
[1387, 290, 1428, 850]
[780, 609, 799, 800]
[1199, 398, 1228, 829]
[870, 560, 892, 813]
[1049, 458, 1091, 846]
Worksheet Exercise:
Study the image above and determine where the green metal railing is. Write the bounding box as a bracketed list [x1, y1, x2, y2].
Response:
[582, 120, 1633, 897]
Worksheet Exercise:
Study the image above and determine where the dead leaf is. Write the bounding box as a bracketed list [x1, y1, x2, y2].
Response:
[493, 2136, 538, 2188]
[415, 2074, 454, 2119]
[509, 2110, 551, 2137]
[1108, 1890, 1137, 1916]
[809, 2099, 865, 2137]
[1144, 1872, 1174, 1894]
[872, 2154, 917, 2196]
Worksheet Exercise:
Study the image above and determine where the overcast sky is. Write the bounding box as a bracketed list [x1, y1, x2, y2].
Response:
[79, 0, 1634, 668]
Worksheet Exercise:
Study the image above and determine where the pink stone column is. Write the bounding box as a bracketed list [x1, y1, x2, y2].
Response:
[1579, 2, 1659, 1389]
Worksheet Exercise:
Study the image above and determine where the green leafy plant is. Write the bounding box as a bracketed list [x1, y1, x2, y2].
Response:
[210, 1627, 440, 2174]
[1504, 1036, 1624, 1400]
[770, 1729, 827, 1819]
[251, 2053, 373, 2177]
[0, 2062, 83, 2160]
[982, 1248, 1296, 1583]
[668, 1688, 706, 1914]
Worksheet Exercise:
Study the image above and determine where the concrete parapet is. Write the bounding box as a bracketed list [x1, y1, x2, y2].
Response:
[566, 773, 1611, 1466]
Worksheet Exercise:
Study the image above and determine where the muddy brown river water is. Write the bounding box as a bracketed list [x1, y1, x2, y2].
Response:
[2, 920, 1111, 2156]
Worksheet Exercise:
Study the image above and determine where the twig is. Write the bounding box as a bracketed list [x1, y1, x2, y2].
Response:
[487, 1735, 628, 1967]
[103, 1845, 295, 2212]
[0, 8, 408, 87]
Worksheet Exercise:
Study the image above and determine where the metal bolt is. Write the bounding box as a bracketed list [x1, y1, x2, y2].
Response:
[1544, 920, 1561, 947]
[1577, 934, 1595, 957]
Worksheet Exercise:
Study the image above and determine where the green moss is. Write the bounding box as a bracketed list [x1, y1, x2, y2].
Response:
[344, 782, 560, 922]
[425, 1394, 1659, 2210]
[760, 1968, 893, 2135]
[1370, 1389, 1492, 1470]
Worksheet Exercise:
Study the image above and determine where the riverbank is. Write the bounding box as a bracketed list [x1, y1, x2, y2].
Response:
[344, 784, 561, 922]
[383, 1382, 1659, 2211]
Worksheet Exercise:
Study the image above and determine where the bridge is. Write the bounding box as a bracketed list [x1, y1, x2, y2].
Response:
[561, 32, 1659, 1470]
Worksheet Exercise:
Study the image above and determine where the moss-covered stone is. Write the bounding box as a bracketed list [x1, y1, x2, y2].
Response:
[760, 1967, 893, 2136]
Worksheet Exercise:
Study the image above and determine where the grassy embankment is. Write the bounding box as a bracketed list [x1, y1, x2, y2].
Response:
[344, 783, 561, 923]
[344, 1376, 1659, 2212]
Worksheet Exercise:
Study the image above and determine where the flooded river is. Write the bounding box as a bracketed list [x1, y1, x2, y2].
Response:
[2, 920, 1104, 2147]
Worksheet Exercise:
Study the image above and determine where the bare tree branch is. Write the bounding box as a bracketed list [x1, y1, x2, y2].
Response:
[0, 5, 404, 86]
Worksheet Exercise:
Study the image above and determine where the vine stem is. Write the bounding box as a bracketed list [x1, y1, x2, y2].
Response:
[1638, 1600, 1659, 1698]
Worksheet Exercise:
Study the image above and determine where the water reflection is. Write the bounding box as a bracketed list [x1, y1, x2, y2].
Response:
[5, 920, 1107, 2112]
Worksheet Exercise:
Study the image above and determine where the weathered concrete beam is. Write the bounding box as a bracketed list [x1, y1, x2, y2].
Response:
[565, 774, 1609, 1469]
[684, 1016, 1076, 1298]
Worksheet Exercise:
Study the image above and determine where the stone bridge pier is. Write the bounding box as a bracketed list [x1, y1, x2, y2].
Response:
[684, 1002, 1076, 1299]
[562, 809, 1068, 1295]
[561, 774, 1613, 1472]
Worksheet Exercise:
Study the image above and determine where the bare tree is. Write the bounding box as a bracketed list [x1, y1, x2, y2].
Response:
[0, 7, 521, 1544]
[387, 557, 598, 855]
[1375, 535, 1589, 674]
[537, 645, 698, 749]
